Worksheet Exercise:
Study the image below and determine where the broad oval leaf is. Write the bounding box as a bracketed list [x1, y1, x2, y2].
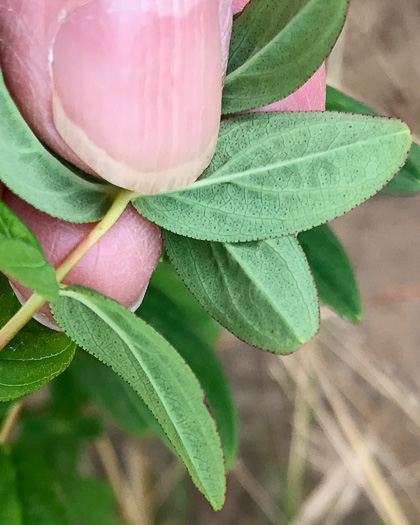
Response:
[134, 112, 412, 243]
[138, 285, 239, 471]
[326, 86, 420, 195]
[164, 231, 319, 354]
[51, 286, 226, 510]
[0, 273, 76, 402]
[222, 0, 347, 113]
[0, 69, 117, 223]
[0, 200, 58, 301]
[298, 224, 362, 322]
[0, 446, 22, 525]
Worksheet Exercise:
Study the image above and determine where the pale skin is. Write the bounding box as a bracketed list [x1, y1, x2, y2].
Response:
[0, 189, 136, 351]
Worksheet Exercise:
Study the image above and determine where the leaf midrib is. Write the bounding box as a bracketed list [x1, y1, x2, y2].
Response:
[60, 289, 222, 500]
[224, 240, 310, 344]
[225, 0, 317, 85]
[167, 128, 409, 194]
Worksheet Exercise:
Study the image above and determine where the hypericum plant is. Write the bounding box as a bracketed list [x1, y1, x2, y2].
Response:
[0, 0, 417, 518]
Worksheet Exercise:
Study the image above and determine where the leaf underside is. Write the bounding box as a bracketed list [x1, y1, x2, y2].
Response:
[135, 112, 411, 243]
[164, 231, 320, 354]
[52, 286, 226, 510]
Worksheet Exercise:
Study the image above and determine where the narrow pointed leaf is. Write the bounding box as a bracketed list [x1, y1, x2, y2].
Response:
[0, 446, 22, 525]
[51, 286, 226, 510]
[223, 0, 347, 113]
[164, 231, 319, 354]
[134, 112, 412, 243]
[0, 273, 76, 401]
[0, 201, 58, 301]
[71, 282, 239, 471]
[138, 285, 239, 471]
[0, 69, 117, 223]
[326, 86, 420, 194]
[298, 224, 362, 322]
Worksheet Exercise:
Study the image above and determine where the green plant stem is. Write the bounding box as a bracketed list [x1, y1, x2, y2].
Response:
[0, 189, 136, 352]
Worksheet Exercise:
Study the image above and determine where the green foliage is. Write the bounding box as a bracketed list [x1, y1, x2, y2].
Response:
[69, 280, 239, 471]
[70, 350, 163, 437]
[12, 443, 70, 525]
[298, 224, 362, 322]
[0, 201, 58, 301]
[135, 112, 411, 243]
[325, 85, 376, 115]
[382, 143, 420, 194]
[66, 478, 126, 525]
[0, 68, 117, 223]
[326, 86, 420, 194]
[0, 273, 76, 401]
[51, 286, 226, 510]
[7, 393, 120, 525]
[164, 232, 319, 354]
[223, 0, 347, 113]
[0, 446, 22, 525]
[138, 284, 239, 471]
[0, 4, 416, 520]
[150, 262, 220, 347]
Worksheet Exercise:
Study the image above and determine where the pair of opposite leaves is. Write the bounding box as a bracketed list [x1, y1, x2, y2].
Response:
[0, 0, 326, 325]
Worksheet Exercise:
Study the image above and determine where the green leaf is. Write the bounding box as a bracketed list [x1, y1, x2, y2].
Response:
[70, 350, 163, 437]
[0, 446, 22, 525]
[0, 68, 117, 223]
[18, 403, 102, 497]
[16, 410, 113, 525]
[67, 478, 125, 525]
[222, 0, 347, 113]
[134, 112, 412, 243]
[150, 262, 220, 347]
[49, 368, 88, 418]
[298, 224, 362, 322]
[70, 283, 237, 470]
[138, 285, 239, 471]
[0, 201, 59, 301]
[381, 143, 420, 194]
[19, 412, 102, 484]
[0, 273, 76, 401]
[12, 444, 70, 525]
[325, 85, 376, 115]
[326, 86, 420, 195]
[164, 231, 319, 354]
[51, 286, 226, 510]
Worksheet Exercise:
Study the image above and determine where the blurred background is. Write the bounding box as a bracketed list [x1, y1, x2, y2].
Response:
[40, 1, 420, 524]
